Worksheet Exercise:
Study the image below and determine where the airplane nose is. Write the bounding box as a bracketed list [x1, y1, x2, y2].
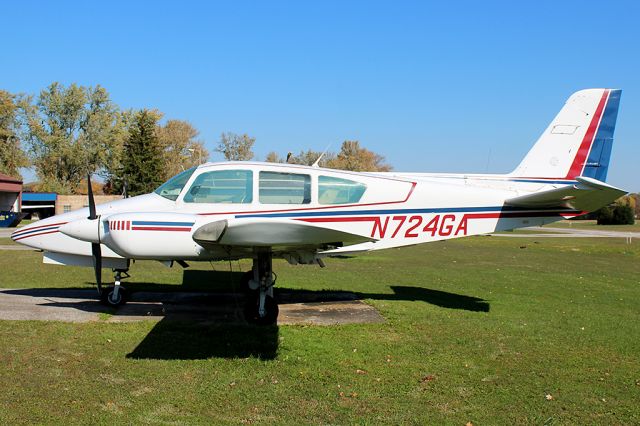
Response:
[59, 218, 101, 243]
[11, 221, 61, 242]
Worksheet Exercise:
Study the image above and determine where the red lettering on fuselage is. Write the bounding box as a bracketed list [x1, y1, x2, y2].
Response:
[404, 215, 422, 237]
[455, 216, 468, 236]
[371, 216, 390, 238]
[439, 214, 455, 236]
[370, 214, 469, 239]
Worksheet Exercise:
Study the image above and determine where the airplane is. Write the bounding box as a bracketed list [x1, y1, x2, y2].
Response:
[12, 88, 626, 325]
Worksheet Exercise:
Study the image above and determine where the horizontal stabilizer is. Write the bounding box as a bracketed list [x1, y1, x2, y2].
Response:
[193, 218, 375, 249]
[505, 176, 627, 212]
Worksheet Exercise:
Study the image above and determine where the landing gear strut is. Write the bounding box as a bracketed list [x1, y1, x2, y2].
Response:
[244, 250, 279, 325]
[100, 269, 129, 307]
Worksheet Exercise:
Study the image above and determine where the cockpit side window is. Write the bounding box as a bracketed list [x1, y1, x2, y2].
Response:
[154, 167, 197, 201]
[183, 170, 253, 203]
[259, 171, 311, 204]
[318, 176, 366, 204]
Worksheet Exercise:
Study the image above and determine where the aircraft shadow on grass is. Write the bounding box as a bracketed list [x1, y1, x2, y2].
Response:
[3, 269, 489, 360]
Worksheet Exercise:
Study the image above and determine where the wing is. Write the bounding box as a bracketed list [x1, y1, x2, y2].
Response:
[505, 176, 627, 211]
[192, 218, 376, 250]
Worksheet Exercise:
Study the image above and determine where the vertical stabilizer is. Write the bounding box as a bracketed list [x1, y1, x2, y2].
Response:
[511, 89, 621, 181]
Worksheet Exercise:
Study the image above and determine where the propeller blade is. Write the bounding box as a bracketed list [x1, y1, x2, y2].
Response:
[87, 174, 101, 295]
[87, 174, 96, 220]
[91, 242, 102, 295]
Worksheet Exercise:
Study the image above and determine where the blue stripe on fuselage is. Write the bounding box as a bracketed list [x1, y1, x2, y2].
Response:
[237, 206, 579, 219]
[11, 225, 60, 238]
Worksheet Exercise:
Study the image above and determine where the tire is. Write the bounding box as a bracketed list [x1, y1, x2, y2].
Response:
[100, 286, 128, 307]
[244, 295, 279, 325]
[241, 270, 258, 294]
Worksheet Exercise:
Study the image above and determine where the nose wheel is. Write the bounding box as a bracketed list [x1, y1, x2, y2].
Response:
[99, 269, 129, 307]
[244, 250, 279, 325]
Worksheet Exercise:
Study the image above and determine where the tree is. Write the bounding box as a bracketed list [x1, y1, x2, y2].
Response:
[265, 151, 284, 163]
[596, 196, 635, 225]
[287, 149, 335, 167]
[612, 204, 634, 225]
[327, 140, 391, 172]
[156, 119, 209, 180]
[0, 90, 29, 178]
[119, 109, 164, 196]
[216, 132, 255, 161]
[17, 82, 125, 193]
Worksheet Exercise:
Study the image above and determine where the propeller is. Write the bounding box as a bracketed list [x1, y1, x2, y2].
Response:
[87, 174, 102, 296]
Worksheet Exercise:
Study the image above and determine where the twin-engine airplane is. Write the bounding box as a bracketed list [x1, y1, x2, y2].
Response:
[12, 89, 626, 324]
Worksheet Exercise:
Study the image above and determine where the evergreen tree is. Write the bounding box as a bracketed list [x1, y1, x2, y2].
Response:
[120, 109, 163, 196]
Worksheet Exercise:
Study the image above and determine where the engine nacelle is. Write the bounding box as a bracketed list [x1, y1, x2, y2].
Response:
[101, 212, 206, 260]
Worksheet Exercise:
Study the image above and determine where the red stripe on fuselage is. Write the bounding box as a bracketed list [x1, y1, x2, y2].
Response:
[462, 211, 578, 219]
[131, 227, 192, 232]
[565, 90, 609, 179]
[11, 221, 67, 237]
[13, 230, 59, 241]
[299, 217, 380, 223]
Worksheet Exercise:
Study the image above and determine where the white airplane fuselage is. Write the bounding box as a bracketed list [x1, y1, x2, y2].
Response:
[11, 164, 587, 264]
[11, 88, 626, 271]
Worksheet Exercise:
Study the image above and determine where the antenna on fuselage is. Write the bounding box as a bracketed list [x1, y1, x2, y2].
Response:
[312, 142, 333, 168]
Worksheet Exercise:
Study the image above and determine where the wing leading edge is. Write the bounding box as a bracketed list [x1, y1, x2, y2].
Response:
[192, 218, 376, 250]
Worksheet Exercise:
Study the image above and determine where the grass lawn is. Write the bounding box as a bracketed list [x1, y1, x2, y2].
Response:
[0, 236, 639, 424]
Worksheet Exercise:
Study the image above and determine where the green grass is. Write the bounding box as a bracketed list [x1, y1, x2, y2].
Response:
[0, 238, 17, 245]
[545, 220, 640, 232]
[0, 237, 639, 424]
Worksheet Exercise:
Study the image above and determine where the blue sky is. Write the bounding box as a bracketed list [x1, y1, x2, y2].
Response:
[2, 1, 638, 190]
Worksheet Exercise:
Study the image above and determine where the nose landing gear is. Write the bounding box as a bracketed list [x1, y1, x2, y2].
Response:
[100, 269, 129, 307]
[243, 250, 279, 325]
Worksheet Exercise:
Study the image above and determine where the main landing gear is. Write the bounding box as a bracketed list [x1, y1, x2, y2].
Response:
[99, 269, 129, 307]
[242, 251, 279, 325]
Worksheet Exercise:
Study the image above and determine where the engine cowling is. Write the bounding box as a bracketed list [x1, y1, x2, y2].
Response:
[101, 212, 205, 260]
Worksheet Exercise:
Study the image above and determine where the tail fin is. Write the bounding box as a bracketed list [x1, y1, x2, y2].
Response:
[510, 88, 621, 181]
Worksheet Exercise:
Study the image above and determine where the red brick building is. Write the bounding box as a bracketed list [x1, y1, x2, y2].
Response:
[0, 173, 22, 213]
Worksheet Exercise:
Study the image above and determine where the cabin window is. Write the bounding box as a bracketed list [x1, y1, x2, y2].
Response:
[183, 170, 253, 203]
[259, 171, 311, 204]
[318, 176, 367, 204]
[154, 167, 197, 201]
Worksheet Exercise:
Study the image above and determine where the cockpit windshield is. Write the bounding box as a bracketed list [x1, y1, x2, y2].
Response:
[154, 167, 197, 201]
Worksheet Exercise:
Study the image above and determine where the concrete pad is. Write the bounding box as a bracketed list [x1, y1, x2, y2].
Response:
[0, 288, 384, 325]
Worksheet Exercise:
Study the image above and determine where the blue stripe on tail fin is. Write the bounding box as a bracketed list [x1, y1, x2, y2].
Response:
[581, 89, 621, 181]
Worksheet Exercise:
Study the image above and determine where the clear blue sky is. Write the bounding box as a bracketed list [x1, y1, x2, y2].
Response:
[2, 1, 638, 190]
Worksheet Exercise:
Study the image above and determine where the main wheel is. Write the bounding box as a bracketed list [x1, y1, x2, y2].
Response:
[244, 295, 279, 325]
[100, 286, 128, 307]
